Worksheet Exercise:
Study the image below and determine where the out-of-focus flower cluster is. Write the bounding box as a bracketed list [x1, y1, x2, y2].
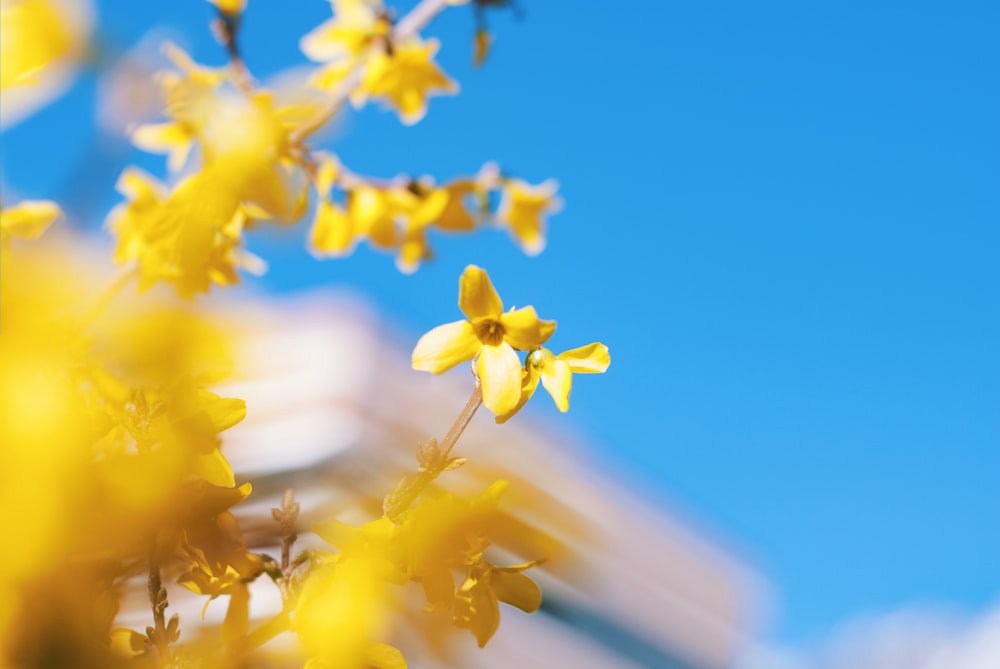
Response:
[1, 0, 609, 667]
[0, 241, 256, 667]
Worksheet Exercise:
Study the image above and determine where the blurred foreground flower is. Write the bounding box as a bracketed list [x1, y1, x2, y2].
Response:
[0, 242, 254, 665]
[0, 0, 94, 127]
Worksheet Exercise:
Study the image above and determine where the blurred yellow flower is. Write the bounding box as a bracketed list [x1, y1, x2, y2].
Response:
[301, 0, 388, 64]
[315, 479, 543, 651]
[207, 0, 245, 15]
[360, 38, 457, 125]
[412, 265, 555, 415]
[497, 178, 561, 256]
[107, 167, 266, 298]
[134, 46, 318, 221]
[0, 0, 93, 128]
[497, 343, 610, 423]
[0, 199, 62, 244]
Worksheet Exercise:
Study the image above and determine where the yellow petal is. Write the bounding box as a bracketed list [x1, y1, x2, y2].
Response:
[473, 29, 491, 67]
[222, 582, 250, 645]
[199, 391, 246, 432]
[476, 343, 522, 415]
[109, 628, 146, 659]
[131, 122, 193, 172]
[411, 320, 480, 374]
[310, 200, 356, 257]
[115, 166, 165, 201]
[365, 642, 407, 669]
[209, 0, 245, 15]
[435, 181, 475, 231]
[499, 178, 560, 256]
[557, 342, 610, 373]
[395, 229, 431, 274]
[539, 359, 572, 412]
[314, 152, 340, 196]
[500, 306, 555, 349]
[494, 366, 539, 425]
[313, 518, 360, 549]
[492, 570, 542, 613]
[459, 265, 502, 320]
[195, 449, 236, 488]
[0, 199, 62, 240]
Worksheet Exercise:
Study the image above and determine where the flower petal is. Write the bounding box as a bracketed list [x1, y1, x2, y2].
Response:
[491, 569, 542, 613]
[412, 320, 480, 373]
[500, 306, 556, 349]
[459, 265, 503, 320]
[476, 342, 523, 415]
[365, 642, 407, 669]
[494, 366, 539, 425]
[539, 359, 572, 412]
[557, 342, 610, 373]
[0, 200, 63, 240]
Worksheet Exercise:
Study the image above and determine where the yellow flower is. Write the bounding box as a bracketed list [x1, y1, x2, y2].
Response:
[0, 0, 93, 127]
[412, 265, 554, 415]
[497, 178, 561, 256]
[0, 199, 62, 244]
[134, 46, 318, 221]
[454, 559, 541, 647]
[497, 343, 610, 423]
[131, 43, 225, 172]
[301, 0, 388, 63]
[314, 479, 544, 651]
[360, 38, 457, 125]
[207, 0, 245, 15]
[107, 167, 263, 298]
[312, 175, 468, 273]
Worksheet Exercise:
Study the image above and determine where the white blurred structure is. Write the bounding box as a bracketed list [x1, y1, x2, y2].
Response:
[186, 291, 758, 669]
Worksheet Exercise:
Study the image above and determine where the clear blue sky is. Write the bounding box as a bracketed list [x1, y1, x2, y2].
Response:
[3, 0, 998, 649]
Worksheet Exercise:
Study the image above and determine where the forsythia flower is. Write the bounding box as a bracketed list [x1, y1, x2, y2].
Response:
[359, 38, 457, 125]
[301, 0, 388, 65]
[107, 167, 265, 298]
[0, 0, 93, 128]
[497, 178, 561, 256]
[131, 43, 225, 172]
[497, 343, 611, 423]
[412, 265, 554, 415]
[313, 480, 543, 652]
[0, 198, 62, 244]
[311, 174, 476, 273]
[133, 45, 317, 221]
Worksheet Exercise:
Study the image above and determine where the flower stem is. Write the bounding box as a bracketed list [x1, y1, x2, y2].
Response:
[147, 537, 171, 664]
[79, 264, 138, 331]
[439, 381, 483, 460]
[382, 382, 482, 520]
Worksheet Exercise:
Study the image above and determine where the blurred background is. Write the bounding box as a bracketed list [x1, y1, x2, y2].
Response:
[2, 0, 998, 666]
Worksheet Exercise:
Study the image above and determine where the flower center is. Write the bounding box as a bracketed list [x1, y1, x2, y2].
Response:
[474, 319, 505, 346]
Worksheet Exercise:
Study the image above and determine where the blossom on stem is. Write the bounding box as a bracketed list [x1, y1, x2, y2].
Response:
[412, 265, 555, 415]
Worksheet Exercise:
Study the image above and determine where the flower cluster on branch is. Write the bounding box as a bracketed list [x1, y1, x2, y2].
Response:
[0, 1, 609, 667]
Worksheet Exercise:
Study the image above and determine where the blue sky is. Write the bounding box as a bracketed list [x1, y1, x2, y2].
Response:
[3, 0, 998, 650]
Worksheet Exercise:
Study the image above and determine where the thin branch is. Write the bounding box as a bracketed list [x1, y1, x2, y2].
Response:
[438, 381, 483, 460]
